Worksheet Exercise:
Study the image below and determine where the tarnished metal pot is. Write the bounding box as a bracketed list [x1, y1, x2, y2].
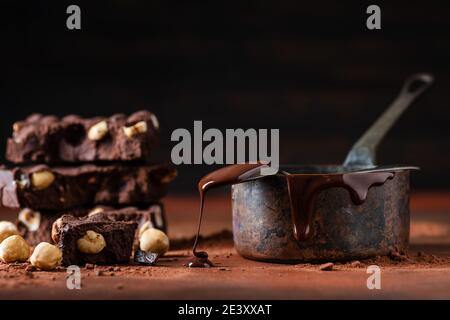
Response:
[232, 166, 411, 263]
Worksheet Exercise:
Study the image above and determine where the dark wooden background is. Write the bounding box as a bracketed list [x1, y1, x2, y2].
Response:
[1, 1, 449, 192]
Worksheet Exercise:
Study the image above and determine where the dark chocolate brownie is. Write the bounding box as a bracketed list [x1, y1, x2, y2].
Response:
[0, 164, 176, 210]
[6, 111, 159, 163]
[17, 204, 166, 246]
[53, 214, 138, 266]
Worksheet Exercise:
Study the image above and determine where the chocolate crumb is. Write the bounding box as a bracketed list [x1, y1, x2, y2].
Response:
[95, 270, 104, 276]
[349, 261, 362, 268]
[389, 248, 410, 262]
[85, 263, 95, 270]
[319, 262, 334, 271]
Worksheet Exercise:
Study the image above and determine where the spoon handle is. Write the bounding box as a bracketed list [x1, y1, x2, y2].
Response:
[343, 73, 434, 167]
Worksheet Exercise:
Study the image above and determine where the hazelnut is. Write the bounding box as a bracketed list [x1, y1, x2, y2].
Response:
[13, 121, 25, 133]
[0, 221, 20, 244]
[88, 120, 108, 141]
[77, 230, 106, 254]
[0, 235, 30, 263]
[31, 170, 55, 190]
[87, 207, 104, 217]
[30, 242, 62, 270]
[18, 208, 41, 232]
[138, 221, 153, 238]
[139, 228, 169, 255]
[123, 121, 147, 138]
[51, 218, 62, 243]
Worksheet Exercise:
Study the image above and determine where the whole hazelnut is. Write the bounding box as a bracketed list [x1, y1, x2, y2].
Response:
[123, 121, 147, 138]
[0, 221, 19, 244]
[30, 242, 62, 270]
[0, 235, 30, 263]
[31, 170, 55, 190]
[77, 230, 106, 254]
[139, 228, 169, 255]
[88, 120, 108, 141]
[18, 208, 41, 232]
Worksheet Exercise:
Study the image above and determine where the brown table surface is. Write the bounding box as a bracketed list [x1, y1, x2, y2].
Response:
[1, 192, 450, 300]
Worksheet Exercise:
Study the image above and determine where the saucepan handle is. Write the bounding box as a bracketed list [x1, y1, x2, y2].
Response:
[343, 73, 434, 167]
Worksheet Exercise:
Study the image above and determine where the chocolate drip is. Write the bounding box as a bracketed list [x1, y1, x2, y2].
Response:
[188, 163, 266, 268]
[187, 192, 214, 268]
[286, 171, 394, 242]
[189, 164, 394, 267]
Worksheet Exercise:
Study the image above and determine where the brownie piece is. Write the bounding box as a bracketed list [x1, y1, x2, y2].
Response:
[0, 163, 176, 210]
[6, 110, 159, 163]
[53, 214, 138, 266]
[17, 204, 166, 246]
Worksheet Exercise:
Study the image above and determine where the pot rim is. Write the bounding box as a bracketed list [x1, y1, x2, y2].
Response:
[274, 164, 419, 176]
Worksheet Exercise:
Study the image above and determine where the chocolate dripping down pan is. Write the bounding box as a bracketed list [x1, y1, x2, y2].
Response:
[232, 73, 434, 263]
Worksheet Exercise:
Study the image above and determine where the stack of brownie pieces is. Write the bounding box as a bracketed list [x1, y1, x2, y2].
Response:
[0, 110, 176, 266]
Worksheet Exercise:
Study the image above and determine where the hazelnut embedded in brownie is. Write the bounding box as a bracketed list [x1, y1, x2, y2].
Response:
[16, 204, 166, 246]
[52, 214, 138, 266]
[0, 163, 176, 210]
[6, 110, 160, 163]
